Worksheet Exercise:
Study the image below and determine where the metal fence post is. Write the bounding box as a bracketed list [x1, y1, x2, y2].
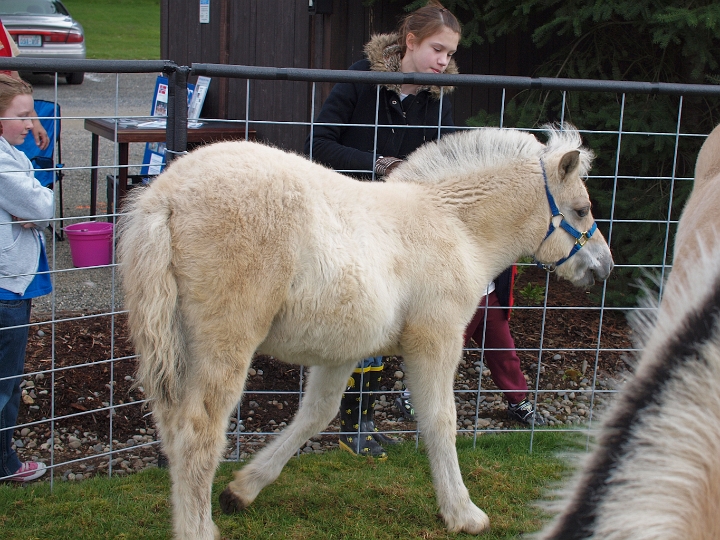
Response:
[166, 64, 189, 164]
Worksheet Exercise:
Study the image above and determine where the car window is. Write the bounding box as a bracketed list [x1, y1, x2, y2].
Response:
[0, 0, 69, 16]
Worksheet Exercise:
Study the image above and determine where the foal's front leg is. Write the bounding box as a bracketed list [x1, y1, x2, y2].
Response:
[220, 362, 355, 512]
[403, 339, 491, 534]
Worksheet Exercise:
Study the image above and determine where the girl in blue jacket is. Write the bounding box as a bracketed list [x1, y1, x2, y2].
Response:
[0, 74, 53, 482]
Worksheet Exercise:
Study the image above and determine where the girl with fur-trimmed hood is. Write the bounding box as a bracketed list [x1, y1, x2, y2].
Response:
[305, 2, 462, 460]
[305, 1, 459, 180]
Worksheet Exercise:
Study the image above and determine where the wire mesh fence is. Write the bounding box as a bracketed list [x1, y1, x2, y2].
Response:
[1, 58, 718, 483]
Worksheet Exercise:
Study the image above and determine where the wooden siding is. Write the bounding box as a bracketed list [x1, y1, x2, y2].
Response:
[161, 1, 544, 153]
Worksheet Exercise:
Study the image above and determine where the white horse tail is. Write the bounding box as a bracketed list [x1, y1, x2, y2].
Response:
[117, 186, 186, 407]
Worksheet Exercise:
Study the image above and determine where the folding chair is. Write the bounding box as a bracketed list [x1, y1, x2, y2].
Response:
[15, 99, 65, 240]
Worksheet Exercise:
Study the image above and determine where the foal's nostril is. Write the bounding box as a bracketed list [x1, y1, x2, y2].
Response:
[594, 263, 613, 282]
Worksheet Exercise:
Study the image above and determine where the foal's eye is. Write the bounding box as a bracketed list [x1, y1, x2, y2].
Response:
[576, 206, 590, 218]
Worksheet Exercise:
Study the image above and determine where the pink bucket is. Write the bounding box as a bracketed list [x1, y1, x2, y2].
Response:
[64, 221, 114, 268]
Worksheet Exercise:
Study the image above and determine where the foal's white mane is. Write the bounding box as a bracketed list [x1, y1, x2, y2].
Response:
[390, 124, 592, 185]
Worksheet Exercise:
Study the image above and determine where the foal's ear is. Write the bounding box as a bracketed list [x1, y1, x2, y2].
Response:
[558, 150, 581, 181]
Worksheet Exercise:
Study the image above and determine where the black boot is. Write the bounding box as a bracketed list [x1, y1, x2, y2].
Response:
[394, 384, 416, 421]
[338, 370, 387, 459]
[361, 364, 399, 446]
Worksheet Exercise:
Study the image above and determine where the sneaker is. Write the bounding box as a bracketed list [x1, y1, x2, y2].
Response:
[394, 395, 416, 421]
[9, 461, 47, 482]
[507, 399, 546, 426]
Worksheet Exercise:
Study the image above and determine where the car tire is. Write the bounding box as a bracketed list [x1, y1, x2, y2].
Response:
[66, 72, 84, 85]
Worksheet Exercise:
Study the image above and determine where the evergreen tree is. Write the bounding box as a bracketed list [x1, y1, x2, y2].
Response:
[377, 0, 720, 304]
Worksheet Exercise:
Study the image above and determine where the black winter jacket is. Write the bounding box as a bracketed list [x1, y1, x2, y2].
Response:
[304, 33, 456, 179]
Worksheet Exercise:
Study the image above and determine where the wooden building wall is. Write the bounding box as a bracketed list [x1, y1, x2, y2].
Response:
[161, 0, 543, 153]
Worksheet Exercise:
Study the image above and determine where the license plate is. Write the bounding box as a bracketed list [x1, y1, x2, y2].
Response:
[18, 35, 42, 47]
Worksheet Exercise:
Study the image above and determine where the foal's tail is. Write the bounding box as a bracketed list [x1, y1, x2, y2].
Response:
[117, 187, 186, 407]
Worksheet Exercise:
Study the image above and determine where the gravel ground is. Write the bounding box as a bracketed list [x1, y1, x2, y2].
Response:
[16, 365, 621, 481]
[23, 72, 161, 314]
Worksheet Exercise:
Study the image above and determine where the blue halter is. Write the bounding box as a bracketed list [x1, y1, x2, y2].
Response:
[535, 159, 598, 272]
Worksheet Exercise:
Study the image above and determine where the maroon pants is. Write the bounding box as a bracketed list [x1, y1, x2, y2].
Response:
[464, 291, 527, 405]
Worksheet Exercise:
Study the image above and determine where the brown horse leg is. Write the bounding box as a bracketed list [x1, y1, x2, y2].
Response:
[402, 330, 491, 534]
[157, 349, 252, 540]
[220, 363, 356, 512]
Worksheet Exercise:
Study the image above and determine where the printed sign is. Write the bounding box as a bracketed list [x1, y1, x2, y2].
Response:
[140, 76, 201, 179]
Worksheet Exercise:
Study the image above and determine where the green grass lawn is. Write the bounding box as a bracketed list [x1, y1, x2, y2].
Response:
[62, 0, 160, 60]
[0, 431, 583, 539]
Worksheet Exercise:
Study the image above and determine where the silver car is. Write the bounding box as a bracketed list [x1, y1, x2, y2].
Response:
[0, 0, 85, 84]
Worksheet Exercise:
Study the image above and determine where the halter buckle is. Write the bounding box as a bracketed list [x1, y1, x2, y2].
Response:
[542, 263, 557, 273]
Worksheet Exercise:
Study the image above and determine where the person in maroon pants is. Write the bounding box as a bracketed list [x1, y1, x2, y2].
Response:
[464, 267, 545, 425]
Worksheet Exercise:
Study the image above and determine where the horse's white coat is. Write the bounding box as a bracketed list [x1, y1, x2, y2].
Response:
[536, 124, 720, 540]
[118, 126, 612, 540]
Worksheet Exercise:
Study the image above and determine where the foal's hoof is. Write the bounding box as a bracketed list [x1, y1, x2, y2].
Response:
[219, 487, 248, 514]
[444, 504, 491, 535]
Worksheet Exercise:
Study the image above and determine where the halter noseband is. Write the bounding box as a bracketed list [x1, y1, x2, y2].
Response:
[535, 159, 598, 273]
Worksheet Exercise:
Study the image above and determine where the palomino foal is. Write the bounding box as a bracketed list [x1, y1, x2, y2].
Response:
[118, 125, 613, 539]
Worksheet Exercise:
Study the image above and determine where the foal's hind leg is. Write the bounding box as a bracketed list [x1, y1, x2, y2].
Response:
[220, 362, 355, 512]
[402, 332, 491, 534]
[156, 347, 253, 540]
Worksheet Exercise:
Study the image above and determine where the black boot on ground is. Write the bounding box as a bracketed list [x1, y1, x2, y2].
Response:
[338, 370, 388, 459]
[360, 364, 399, 446]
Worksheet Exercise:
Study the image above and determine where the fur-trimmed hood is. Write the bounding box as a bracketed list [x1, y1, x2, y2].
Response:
[364, 32, 457, 98]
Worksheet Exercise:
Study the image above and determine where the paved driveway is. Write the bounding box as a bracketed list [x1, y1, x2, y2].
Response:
[28, 71, 159, 120]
